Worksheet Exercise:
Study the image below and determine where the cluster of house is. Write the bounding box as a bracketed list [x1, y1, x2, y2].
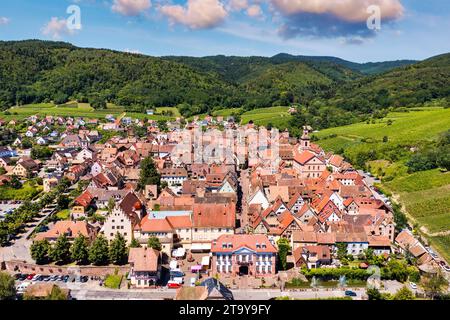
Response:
[2, 114, 422, 288]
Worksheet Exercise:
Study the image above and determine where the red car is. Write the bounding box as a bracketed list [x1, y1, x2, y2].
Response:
[27, 274, 35, 280]
[168, 281, 182, 289]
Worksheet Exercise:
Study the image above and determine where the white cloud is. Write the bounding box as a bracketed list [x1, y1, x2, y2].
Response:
[160, 0, 228, 29]
[41, 17, 76, 40]
[228, 0, 248, 11]
[0, 17, 10, 25]
[271, 0, 404, 22]
[112, 0, 152, 16]
[124, 48, 142, 54]
[247, 4, 262, 17]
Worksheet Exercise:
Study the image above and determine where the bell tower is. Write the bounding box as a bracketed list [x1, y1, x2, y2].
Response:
[300, 126, 311, 150]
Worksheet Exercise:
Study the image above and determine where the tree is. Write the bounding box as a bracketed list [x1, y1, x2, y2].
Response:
[147, 236, 162, 251]
[336, 242, 348, 260]
[107, 198, 116, 213]
[46, 285, 68, 300]
[30, 239, 51, 265]
[57, 195, 70, 210]
[384, 259, 409, 282]
[71, 234, 89, 265]
[277, 238, 291, 271]
[50, 233, 71, 264]
[89, 235, 110, 266]
[129, 238, 141, 248]
[157, 120, 168, 132]
[0, 272, 16, 300]
[9, 175, 22, 189]
[138, 157, 161, 190]
[31, 146, 53, 160]
[394, 286, 415, 300]
[366, 287, 383, 300]
[109, 233, 128, 265]
[422, 271, 448, 300]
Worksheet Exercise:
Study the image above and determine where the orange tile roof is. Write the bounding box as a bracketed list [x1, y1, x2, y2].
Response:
[294, 150, 316, 165]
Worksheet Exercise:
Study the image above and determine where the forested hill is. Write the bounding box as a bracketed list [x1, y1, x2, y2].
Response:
[0, 40, 449, 123]
[0, 40, 239, 113]
[270, 53, 417, 75]
[326, 52, 450, 113]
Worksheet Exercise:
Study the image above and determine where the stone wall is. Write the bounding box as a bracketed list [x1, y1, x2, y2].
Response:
[5, 260, 129, 277]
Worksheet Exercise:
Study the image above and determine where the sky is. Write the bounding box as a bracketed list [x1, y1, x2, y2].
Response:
[0, 0, 449, 63]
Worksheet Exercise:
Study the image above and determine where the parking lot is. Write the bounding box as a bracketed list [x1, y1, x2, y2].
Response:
[0, 201, 23, 221]
[14, 272, 103, 295]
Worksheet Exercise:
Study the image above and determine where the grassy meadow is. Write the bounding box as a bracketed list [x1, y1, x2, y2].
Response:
[2, 103, 177, 121]
[240, 106, 293, 129]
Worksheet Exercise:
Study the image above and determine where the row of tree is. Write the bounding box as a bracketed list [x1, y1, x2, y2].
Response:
[30, 233, 162, 266]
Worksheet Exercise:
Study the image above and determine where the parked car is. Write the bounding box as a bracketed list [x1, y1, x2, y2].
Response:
[170, 271, 185, 278]
[168, 281, 182, 289]
[63, 275, 70, 283]
[171, 276, 184, 284]
[49, 275, 59, 281]
[345, 290, 357, 297]
[18, 274, 28, 281]
[31, 274, 41, 281]
[81, 276, 88, 283]
[409, 282, 417, 290]
[27, 274, 35, 280]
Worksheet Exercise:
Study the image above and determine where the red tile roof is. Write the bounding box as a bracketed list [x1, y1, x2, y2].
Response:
[211, 234, 277, 253]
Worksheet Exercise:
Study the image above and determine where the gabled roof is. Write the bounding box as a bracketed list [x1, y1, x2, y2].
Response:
[211, 234, 277, 253]
[294, 150, 316, 165]
[128, 247, 159, 272]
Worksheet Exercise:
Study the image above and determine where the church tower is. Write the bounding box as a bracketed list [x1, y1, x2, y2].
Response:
[299, 126, 311, 150]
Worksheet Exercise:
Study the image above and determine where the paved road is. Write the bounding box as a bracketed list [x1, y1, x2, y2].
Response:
[238, 169, 250, 232]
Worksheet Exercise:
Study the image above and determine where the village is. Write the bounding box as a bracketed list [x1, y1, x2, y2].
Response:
[0, 113, 448, 301]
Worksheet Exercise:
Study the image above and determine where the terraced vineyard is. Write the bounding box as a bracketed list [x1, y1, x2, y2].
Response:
[240, 106, 293, 129]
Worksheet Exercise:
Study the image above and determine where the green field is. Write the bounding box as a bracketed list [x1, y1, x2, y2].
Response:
[240, 106, 293, 129]
[56, 209, 70, 221]
[104, 274, 123, 289]
[3, 103, 177, 121]
[429, 235, 450, 263]
[0, 182, 43, 200]
[315, 107, 450, 152]
[315, 107, 450, 260]
[212, 108, 243, 117]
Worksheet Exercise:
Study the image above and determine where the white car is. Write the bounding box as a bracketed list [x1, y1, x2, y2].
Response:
[32, 274, 41, 282]
[409, 282, 417, 290]
[172, 276, 184, 284]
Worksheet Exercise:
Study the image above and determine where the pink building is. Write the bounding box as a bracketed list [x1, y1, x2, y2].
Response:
[211, 234, 277, 277]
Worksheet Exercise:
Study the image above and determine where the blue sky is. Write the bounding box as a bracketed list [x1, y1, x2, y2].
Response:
[0, 0, 449, 62]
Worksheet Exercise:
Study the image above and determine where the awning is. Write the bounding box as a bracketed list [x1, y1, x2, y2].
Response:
[191, 243, 211, 251]
[191, 265, 202, 272]
[201, 256, 210, 266]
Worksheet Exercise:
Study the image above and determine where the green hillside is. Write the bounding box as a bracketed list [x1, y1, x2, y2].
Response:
[0, 40, 238, 113]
